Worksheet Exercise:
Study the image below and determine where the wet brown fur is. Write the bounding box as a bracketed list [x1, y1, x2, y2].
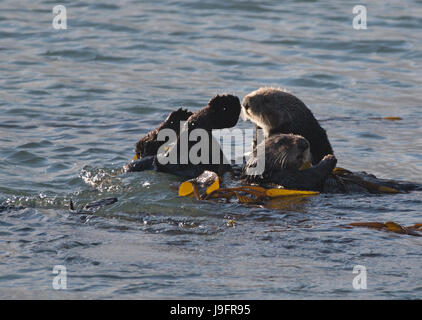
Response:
[242, 87, 334, 164]
[241, 133, 336, 191]
[135, 108, 192, 158]
[128, 94, 241, 178]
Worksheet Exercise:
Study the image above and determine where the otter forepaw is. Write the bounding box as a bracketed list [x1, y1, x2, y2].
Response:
[322, 154, 336, 161]
[319, 154, 337, 172]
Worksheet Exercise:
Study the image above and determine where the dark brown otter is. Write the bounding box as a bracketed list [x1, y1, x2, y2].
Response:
[241, 133, 337, 192]
[241, 87, 334, 164]
[125, 94, 241, 178]
[156, 94, 241, 177]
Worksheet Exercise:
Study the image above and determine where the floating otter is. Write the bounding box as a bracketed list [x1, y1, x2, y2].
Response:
[239, 87, 422, 193]
[126, 90, 421, 194]
[125, 94, 241, 178]
[241, 133, 337, 192]
[236, 132, 421, 194]
[241, 87, 333, 164]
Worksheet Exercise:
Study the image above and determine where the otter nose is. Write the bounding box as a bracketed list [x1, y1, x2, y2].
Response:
[297, 139, 309, 151]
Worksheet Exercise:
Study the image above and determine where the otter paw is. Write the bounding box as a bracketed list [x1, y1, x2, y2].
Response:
[320, 154, 337, 171]
[322, 154, 336, 161]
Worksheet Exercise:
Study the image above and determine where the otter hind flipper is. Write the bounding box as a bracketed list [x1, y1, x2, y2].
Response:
[135, 108, 193, 158]
[123, 155, 156, 173]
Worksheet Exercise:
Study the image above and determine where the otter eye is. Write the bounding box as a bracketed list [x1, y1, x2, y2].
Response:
[243, 103, 250, 110]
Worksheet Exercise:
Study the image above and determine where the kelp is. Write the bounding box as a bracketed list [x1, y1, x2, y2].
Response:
[369, 116, 403, 121]
[178, 170, 221, 200]
[343, 221, 422, 237]
[332, 167, 400, 194]
[178, 170, 319, 206]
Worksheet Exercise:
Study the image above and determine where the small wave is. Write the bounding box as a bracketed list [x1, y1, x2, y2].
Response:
[80, 166, 123, 192]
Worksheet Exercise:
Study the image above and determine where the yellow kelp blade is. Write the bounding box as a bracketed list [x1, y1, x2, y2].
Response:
[384, 221, 407, 234]
[178, 181, 194, 196]
[205, 177, 220, 195]
[384, 222, 421, 236]
[333, 167, 352, 175]
[408, 224, 422, 230]
[383, 117, 402, 121]
[378, 186, 400, 194]
[347, 221, 421, 237]
[299, 161, 312, 171]
[348, 222, 386, 229]
[369, 117, 403, 121]
[266, 188, 319, 198]
[358, 180, 400, 194]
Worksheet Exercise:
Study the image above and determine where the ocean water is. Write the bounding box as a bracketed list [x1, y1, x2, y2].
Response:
[0, 0, 422, 299]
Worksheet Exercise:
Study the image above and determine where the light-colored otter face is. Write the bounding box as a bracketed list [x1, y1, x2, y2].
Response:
[241, 87, 294, 137]
[264, 134, 312, 172]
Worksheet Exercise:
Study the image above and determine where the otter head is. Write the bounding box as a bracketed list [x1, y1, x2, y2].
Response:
[242, 87, 301, 136]
[187, 94, 241, 130]
[264, 134, 312, 173]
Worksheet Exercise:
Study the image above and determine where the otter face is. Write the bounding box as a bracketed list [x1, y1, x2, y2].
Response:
[265, 134, 312, 172]
[242, 88, 293, 136]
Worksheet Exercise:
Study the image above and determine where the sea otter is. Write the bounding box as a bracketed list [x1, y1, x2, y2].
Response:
[126, 91, 421, 194]
[241, 87, 333, 164]
[241, 133, 337, 192]
[239, 133, 421, 193]
[124, 94, 241, 178]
